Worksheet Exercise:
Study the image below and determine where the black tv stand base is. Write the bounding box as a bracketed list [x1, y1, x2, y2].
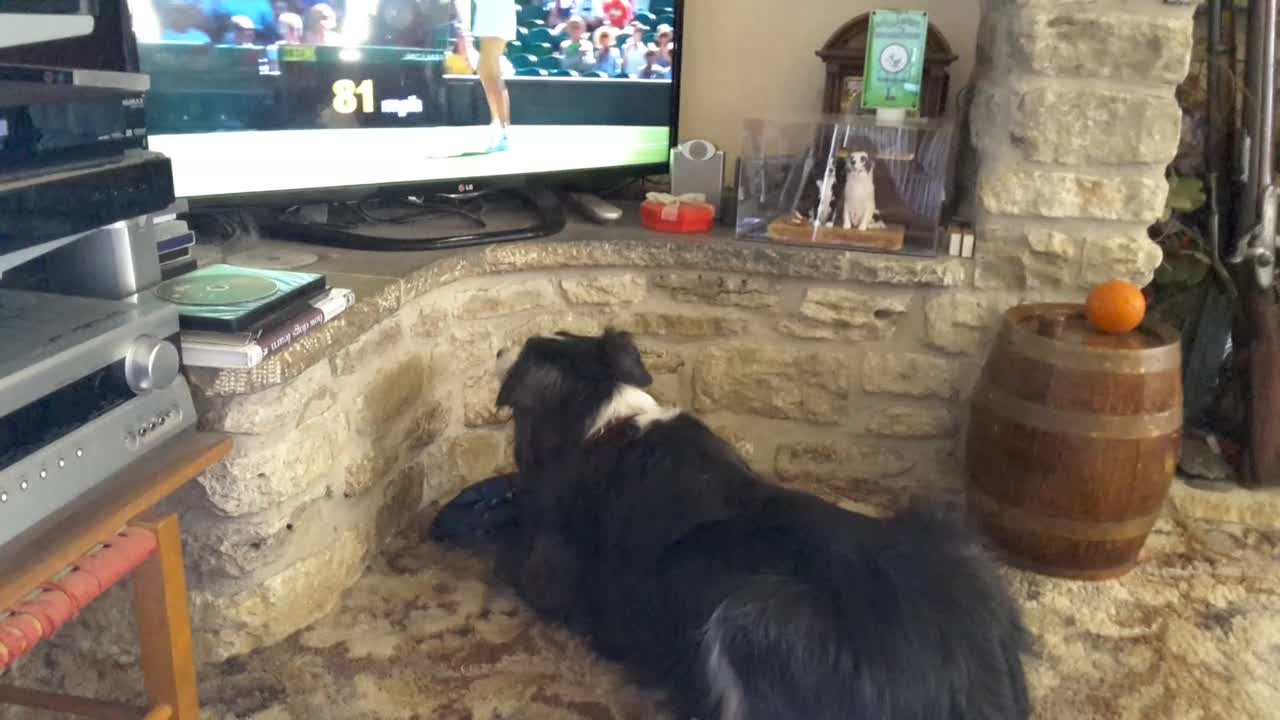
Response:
[262, 184, 566, 252]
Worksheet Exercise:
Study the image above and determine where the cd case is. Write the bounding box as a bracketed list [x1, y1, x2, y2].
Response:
[154, 264, 327, 333]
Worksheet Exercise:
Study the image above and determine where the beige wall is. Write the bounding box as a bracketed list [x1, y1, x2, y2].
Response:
[677, 0, 980, 166]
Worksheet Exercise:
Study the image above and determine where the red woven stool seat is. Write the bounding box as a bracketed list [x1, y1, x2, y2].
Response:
[0, 526, 158, 671]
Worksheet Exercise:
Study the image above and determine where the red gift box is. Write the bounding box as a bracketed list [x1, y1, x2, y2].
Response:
[640, 193, 715, 234]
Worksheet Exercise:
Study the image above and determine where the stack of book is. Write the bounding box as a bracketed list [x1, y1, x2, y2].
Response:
[152, 263, 355, 369]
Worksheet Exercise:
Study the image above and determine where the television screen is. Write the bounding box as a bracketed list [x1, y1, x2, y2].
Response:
[127, 0, 679, 200]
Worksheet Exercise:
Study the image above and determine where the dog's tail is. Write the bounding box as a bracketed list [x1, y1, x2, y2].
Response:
[698, 499, 1031, 720]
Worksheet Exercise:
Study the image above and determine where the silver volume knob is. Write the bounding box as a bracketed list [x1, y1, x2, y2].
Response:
[125, 335, 180, 392]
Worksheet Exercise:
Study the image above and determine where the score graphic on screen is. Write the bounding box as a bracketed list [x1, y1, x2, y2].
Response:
[330, 79, 427, 119]
[276, 45, 445, 130]
[331, 79, 374, 114]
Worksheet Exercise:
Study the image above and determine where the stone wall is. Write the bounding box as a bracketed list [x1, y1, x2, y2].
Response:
[965, 0, 1194, 305]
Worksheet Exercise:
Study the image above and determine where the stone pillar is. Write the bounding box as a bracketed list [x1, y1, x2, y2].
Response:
[967, 0, 1195, 294]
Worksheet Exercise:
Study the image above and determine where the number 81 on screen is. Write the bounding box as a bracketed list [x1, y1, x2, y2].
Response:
[332, 79, 375, 114]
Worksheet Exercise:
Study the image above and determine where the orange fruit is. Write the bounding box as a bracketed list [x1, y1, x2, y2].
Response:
[1086, 280, 1147, 334]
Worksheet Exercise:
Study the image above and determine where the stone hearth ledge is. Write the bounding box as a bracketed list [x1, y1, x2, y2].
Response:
[186, 229, 970, 397]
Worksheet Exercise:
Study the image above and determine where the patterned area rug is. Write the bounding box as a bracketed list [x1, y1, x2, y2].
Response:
[198, 485, 1280, 720]
[3, 481, 1278, 720]
[201, 532, 668, 720]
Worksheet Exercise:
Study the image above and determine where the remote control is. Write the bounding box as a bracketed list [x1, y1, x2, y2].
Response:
[566, 192, 624, 224]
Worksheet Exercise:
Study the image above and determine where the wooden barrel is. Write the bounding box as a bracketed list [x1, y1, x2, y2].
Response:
[965, 303, 1183, 581]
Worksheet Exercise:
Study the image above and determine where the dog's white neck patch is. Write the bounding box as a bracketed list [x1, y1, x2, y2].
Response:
[587, 384, 680, 439]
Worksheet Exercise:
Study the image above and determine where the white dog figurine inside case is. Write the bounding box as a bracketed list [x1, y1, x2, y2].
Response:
[842, 151, 886, 232]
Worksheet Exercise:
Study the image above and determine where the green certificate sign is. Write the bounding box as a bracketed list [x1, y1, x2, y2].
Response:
[861, 10, 929, 111]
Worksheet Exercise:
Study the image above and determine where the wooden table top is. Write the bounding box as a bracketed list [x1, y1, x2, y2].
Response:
[0, 431, 231, 611]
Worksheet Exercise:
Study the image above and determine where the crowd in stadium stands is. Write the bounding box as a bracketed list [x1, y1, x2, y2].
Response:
[148, 0, 348, 46]
[143, 0, 675, 81]
[492, 0, 677, 79]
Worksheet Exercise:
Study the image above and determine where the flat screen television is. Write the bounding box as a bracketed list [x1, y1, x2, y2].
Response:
[126, 0, 682, 208]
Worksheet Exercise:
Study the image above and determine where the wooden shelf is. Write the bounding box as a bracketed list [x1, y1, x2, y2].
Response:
[767, 217, 906, 252]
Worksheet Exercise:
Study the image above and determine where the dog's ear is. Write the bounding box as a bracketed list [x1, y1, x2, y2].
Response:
[496, 350, 563, 409]
[599, 329, 652, 388]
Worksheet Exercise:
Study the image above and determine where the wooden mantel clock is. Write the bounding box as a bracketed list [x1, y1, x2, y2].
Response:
[817, 12, 958, 117]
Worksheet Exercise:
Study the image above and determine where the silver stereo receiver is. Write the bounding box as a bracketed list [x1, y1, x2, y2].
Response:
[0, 287, 196, 548]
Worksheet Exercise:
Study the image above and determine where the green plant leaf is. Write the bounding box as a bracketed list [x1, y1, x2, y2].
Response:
[1167, 176, 1208, 214]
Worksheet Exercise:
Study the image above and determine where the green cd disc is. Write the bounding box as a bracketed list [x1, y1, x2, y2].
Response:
[154, 272, 279, 306]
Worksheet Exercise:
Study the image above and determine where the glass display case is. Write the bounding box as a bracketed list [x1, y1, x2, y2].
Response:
[736, 115, 958, 257]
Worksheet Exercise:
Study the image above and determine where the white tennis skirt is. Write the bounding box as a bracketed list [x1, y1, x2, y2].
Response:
[472, 0, 518, 41]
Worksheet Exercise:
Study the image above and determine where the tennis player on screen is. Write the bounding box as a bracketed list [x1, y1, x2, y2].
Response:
[457, 0, 517, 153]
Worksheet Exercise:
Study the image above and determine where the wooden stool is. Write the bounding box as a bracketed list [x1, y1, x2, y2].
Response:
[0, 433, 231, 719]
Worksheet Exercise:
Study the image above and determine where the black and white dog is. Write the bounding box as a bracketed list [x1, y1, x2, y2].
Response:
[456, 329, 1031, 720]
